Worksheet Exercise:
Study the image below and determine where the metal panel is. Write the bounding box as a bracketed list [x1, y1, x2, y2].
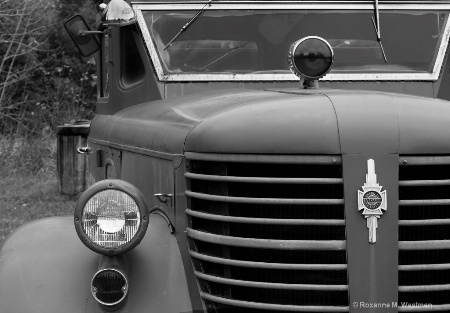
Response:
[121, 151, 175, 220]
[0, 216, 192, 313]
[342, 154, 399, 313]
[330, 93, 399, 154]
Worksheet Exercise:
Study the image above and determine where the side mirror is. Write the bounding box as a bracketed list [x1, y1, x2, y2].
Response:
[101, 0, 137, 27]
[64, 15, 100, 57]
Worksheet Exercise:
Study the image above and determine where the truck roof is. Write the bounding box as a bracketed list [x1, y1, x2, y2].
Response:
[131, 0, 450, 3]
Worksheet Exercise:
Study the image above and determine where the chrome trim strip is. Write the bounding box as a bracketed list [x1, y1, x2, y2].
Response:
[88, 137, 181, 160]
[185, 152, 341, 164]
[398, 304, 450, 312]
[398, 284, 450, 292]
[399, 199, 450, 206]
[187, 228, 347, 250]
[136, 9, 166, 81]
[195, 271, 348, 291]
[400, 156, 450, 165]
[399, 263, 450, 270]
[133, 2, 450, 82]
[185, 172, 343, 184]
[200, 292, 350, 312]
[399, 179, 450, 186]
[399, 219, 450, 225]
[399, 240, 450, 250]
[189, 250, 348, 270]
[186, 209, 345, 225]
[186, 190, 344, 205]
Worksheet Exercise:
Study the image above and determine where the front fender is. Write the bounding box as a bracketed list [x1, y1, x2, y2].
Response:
[0, 215, 193, 313]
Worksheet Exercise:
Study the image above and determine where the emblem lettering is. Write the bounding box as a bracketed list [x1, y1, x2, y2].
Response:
[357, 159, 387, 244]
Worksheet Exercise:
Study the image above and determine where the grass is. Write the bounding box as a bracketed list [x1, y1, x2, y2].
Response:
[0, 135, 77, 243]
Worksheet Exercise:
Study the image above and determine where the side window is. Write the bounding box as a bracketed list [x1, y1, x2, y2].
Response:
[120, 26, 145, 88]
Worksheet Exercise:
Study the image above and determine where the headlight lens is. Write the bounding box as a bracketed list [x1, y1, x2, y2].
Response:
[75, 180, 149, 255]
[83, 190, 140, 248]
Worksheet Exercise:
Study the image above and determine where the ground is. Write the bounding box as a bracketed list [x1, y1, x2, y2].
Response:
[0, 135, 76, 243]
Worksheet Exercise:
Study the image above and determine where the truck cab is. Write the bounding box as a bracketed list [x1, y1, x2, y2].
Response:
[1, 0, 450, 312]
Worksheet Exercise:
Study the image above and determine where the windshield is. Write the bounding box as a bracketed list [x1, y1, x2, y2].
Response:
[135, 3, 450, 81]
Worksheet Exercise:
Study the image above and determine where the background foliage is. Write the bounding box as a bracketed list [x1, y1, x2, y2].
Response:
[0, 0, 99, 241]
[0, 0, 98, 136]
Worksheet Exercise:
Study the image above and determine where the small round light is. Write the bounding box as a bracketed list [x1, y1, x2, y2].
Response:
[288, 36, 334, 80]
[75, 180, 149, 255]
[92, 269, 128, 306]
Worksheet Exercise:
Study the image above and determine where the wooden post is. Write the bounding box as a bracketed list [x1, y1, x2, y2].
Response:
[56, 122, 90, 196]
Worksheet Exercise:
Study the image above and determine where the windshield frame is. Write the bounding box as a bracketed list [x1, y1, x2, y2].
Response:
[133, 1, 450, 82]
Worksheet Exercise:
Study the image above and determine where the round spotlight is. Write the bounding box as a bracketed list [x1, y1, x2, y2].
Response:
[92, 269, 128, 306]
[75, 179, 149, 255]
[288, 36, 334, 80]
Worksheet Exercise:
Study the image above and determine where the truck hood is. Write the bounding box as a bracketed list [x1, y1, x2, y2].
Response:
[90, 88, 450, 155]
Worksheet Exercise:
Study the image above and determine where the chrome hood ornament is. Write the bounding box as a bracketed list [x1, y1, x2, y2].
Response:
[358, 159, 387, 244]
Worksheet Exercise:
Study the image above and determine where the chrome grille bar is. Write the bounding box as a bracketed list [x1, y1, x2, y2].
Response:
[186, 209, 345, 225]
[195, 271, 348, 291]
[188, 228, 346, 250]
[399, 240, 450, 250]
[399, 199, 450, 206]
[186, 152, 342, 164]
[399, 179, 450, 186]
[186, 190, 344, 205]
[399, 219, 450, 226]
[189, 250, 347, 270]
[398, 284, 450, 292]
[185, 172, 343, 184]
[398, 304, 450, 312]
[399, 263, 450, 270]
[201, 292, 350, 312]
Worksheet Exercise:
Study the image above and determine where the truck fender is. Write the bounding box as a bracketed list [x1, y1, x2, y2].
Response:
[0, 215, 193, 313]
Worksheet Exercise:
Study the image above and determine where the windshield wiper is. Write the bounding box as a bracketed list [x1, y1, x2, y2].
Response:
[199, 41, 250, 71]
[164, 0, 212, 50]
[372, 0, 387, 62]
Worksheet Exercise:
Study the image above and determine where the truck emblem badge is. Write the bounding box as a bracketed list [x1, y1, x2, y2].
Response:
[358, 159, 387, 244]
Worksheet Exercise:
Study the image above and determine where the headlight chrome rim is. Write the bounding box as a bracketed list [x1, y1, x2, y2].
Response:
[74, 179, 149, 256]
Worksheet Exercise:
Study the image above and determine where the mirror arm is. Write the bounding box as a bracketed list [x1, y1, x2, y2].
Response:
[78, 29, 108, 37]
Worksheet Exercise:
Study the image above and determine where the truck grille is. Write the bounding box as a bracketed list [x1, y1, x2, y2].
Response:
[399, 156, 450, 312]
[185, 153, 349, 313]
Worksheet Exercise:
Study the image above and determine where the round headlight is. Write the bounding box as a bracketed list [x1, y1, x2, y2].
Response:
[75, 179, 149, 255]
[288, 36, 334, 80]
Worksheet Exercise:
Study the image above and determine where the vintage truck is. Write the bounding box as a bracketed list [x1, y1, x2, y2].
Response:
[1, 0, 450, 312]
